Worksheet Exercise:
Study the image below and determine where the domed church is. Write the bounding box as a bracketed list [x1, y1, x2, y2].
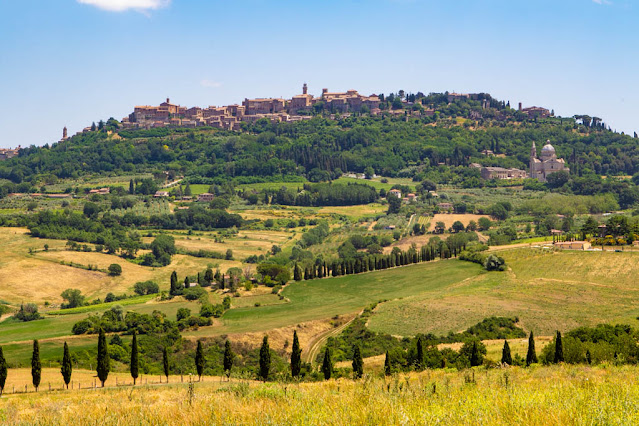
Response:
[529, 140, 569, 182]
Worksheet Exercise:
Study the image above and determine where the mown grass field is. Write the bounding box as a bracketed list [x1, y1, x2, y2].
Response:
[368, 248, 639, 336]
[2, 365, 639, 424]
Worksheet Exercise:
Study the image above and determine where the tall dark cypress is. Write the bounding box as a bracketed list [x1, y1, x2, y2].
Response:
[352, 345, 363, 379]
[0, 346, 7, 397]
[470, 341, 482, 367]
[130, 331, 139, 385]
[384, 351, 391, 376]
[554, 331, 564, 363]
[293, 263, 302, 281]
[195, 340, 204, 381]
[321, 347, 332, 380]
[96, 328, 110, 387]
[163, 347, 170, 381]
[32, 340, 41, 391]
[501, 340, 512, 365]
[259, 336, 271, 382]
[61, 341, 72, 389]
[526, 331, 538, 366]
[223, 340, 234, 379]
[170, 271, 178, 296]
[416, 337, 424, 370]
[291, 331, 302, 378]
[129, 179, 135, 194]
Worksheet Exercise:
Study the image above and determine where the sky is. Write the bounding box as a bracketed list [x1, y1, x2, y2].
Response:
[0, 0, 637, 148]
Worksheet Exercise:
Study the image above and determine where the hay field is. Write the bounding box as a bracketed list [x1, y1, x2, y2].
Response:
[2, 365, 639, 424]
[368, 248, 639, 337]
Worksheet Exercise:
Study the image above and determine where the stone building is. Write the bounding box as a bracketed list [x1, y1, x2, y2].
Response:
[529, 141, 569, 182]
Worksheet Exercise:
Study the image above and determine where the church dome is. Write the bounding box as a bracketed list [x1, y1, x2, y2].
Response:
[541, 141, 555, 154]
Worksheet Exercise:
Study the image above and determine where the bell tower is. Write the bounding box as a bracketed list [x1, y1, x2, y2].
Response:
[302, 83, 308, 95]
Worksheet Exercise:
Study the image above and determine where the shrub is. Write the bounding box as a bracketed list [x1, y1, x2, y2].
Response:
[13, 303, 41, 322]
[133, 281, 160, 295]
[108, 264, 122, 276]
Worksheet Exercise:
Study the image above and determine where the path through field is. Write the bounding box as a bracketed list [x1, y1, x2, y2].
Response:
[302, 315, 357, 365]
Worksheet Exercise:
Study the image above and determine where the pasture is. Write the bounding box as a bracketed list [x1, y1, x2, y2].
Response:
[368, 248, 639, 336]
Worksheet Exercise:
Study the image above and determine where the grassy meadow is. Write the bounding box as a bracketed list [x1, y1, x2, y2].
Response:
[368, 247, 639, 337]
[1, 365, 639, 424]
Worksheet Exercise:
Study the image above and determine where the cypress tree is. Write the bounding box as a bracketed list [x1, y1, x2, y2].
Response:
[293, 263, 302, 281]
[32, 340, 41, 391]
[321, 347, 332, 380]
[170, 271, 178, 296]
[204, 268, 214, 286]
[129, 179, 135, 194]
[130, 331, 139, 385]
[223, 340, 234, 380]
[96, 329, 110, 387]
[352, 345, 363, 379]
[554, 331, 564, 363]
[259, 336, 271, 382]
[195, 340, 204, 381]
[162, 347, 170, 382]
[586, 349, 592, 365]
[470, 341, 482, 367]
[183, 276, 190, 291]
[291, 331, 302, 378]
[416, 337, 424, 370]
[526, 331, 538, 366]
[0, 346, 7, 397]
[61, 341, 72, 389]
[384, 351, 391, 376]
[501, 340, 512, 365]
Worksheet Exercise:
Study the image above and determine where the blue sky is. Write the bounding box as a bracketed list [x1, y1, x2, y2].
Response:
[0, 0, 637, 148]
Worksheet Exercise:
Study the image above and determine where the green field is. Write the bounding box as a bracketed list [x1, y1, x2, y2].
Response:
[368, 248, 639, 336]
[188, 260, 482, 337]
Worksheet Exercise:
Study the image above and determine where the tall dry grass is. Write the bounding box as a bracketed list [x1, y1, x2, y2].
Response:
[1, 365, 639, 425]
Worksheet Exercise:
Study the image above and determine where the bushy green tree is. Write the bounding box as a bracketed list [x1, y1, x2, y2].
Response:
[61, 342, 72, 389]
[291, 331, 302, 378]
[97, 328, 110, 387]
[31, 340, 41, 391]
[259, 336, 271, 382]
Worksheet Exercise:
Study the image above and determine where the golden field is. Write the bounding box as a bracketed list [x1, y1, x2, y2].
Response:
[1, 365, 639, 424]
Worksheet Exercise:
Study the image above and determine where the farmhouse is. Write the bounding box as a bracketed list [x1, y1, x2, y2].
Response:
[554, 241, 591, 250]
[154, 191, 169, 198]
[197, 193, 215, 202]
[388, 189, 402, 198]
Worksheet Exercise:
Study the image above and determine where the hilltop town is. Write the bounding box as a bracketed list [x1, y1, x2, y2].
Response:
[113, 85, 551, 132]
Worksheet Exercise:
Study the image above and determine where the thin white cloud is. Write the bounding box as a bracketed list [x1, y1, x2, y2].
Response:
[200, 80, 223, 89]
[77, 0, 171, 12]
[592, 0, 612, 5]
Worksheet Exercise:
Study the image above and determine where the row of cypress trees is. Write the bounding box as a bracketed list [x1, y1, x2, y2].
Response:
[293, 242, 461, 282]
[500, 331, 564, 366]
[0, 329, 564, 395]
